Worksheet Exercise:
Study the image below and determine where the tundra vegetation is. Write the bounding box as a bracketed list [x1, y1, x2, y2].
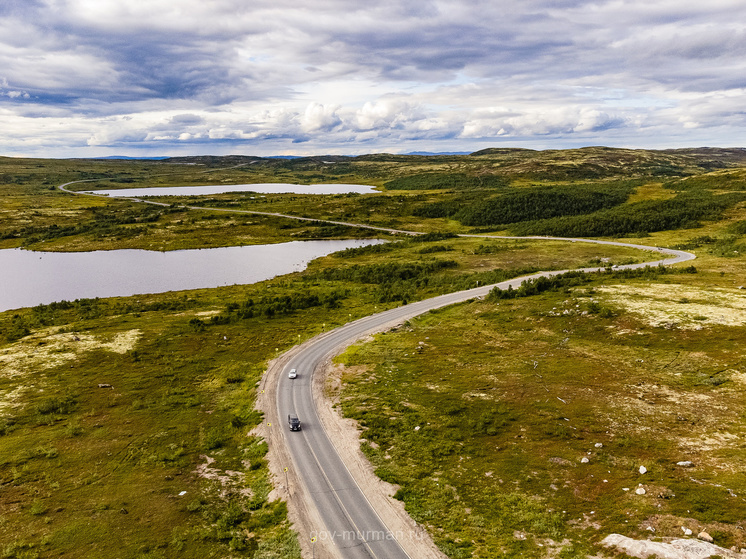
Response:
[1, 147, 745, 558]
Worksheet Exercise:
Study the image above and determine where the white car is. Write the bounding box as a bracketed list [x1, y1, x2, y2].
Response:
[288, 368, 298, 379]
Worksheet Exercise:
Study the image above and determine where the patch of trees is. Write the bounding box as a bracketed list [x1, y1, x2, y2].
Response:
[335, 242, 401, 258]
[313, 259, 458, 284]
[1, 296, 199, 342]
[486, 265, 697, 301]
[508, 191, 746, 237]
[208, 290, 348, 324]
[1, 205, 178, 243]
[412, 181, 637, 225]
[459, 183, 634, 226]
[334, 233, 458, 259]
[296, 223, 373, 239]
[384, 173, 509, 190]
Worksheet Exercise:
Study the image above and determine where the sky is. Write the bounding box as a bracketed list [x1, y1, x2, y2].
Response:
[1, 0, 745, 157]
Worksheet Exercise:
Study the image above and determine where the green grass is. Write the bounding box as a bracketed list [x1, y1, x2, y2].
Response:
[2, 149, 746, 558]
[336, 272, 746, 557]
[0, 229, 659, 557]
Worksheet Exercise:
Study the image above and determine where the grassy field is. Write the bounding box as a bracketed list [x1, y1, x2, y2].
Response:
[1, 148, 745, 558]
[0, 230, 654, 558]
[336, 264, 746, 557]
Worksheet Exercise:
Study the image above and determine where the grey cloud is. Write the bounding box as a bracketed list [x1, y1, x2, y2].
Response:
[169, 114, 206, 125]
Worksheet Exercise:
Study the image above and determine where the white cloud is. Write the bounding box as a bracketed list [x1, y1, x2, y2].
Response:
[0, 0, 745, 156]
[301, 103, 342, 133]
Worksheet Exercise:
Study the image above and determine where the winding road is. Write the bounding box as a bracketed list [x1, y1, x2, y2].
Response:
[260, 246, 694, 559]
[58, 179, 696, 558]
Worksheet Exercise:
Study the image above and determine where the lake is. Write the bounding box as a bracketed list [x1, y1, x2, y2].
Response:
[81, 183, 379, 197]
[0, 239, 383, 312]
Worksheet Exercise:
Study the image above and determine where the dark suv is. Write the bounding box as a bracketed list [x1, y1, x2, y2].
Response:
[288, 414, 301, 431]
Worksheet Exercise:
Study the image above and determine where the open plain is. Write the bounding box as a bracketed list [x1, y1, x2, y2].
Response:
[1, 147, 745, 558]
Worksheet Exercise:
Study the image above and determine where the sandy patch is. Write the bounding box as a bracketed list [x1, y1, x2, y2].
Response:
[0, 328, 142, 380]
[0, 385, 32, 415]
[195, 310, 222, 317]
[596, 284, 746, 329]
[194, 454, 252, 499]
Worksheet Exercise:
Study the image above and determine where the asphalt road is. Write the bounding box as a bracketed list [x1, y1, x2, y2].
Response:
[274, 244, 695, 558]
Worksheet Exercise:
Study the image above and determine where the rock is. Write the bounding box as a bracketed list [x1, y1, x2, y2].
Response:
[98, 383, 113, 388]
[602, 534, 744, 559]
[595, 443, 603, 448]
[414, 426, 420, 431]
[581, 457, 589, 464]
[682, 527, 693, 536]
[697, 532, 713, 543]
[677, 461, 694, 467]
[636, 487, 646, 495]
[639, 465, 647, 474]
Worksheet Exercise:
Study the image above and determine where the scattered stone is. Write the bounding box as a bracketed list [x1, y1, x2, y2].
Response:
[677, 461, 695, 468]
[595, 443, 603, 448]
[581, 457, 590, 464]
[602, 533, 744, 559]
[698, 532, 714, 543]
[639, 465, 647, 474]
[98, 383, 113, 388]
[682, 527, 693, 536]
[414, 426, 420, 431]
[646, 526, 656, 532]
[636, 487, 646, 495]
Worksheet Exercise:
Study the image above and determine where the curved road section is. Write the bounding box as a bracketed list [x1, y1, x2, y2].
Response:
[57, 179, 695, 557]
[264, 245, 694, 559]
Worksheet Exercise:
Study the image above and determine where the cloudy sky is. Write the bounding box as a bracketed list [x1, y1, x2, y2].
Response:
[1, 0, 745, 157]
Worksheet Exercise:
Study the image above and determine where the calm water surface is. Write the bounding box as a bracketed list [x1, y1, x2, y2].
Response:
[0, 239, 383, 312]
[82, 183, 378, 197]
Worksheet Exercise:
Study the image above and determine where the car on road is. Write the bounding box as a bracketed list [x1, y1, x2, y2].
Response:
[288, 368, 298, 379]
[288, 414, 301, 431]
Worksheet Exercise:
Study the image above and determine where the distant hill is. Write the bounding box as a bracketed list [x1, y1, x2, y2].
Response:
[90, 156, 171, 160]
[124, 147, 746, 182]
